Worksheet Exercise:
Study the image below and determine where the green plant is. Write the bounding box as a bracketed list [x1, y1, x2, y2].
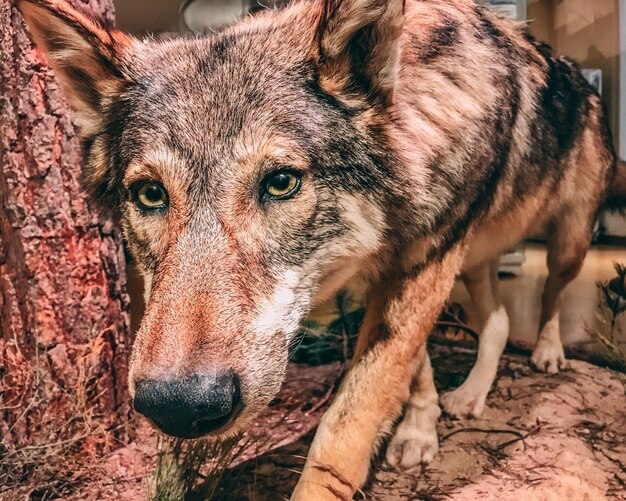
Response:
[585, 263, 626, 372]
[289, 293, 364, 365]
[150, 435, 245, 501]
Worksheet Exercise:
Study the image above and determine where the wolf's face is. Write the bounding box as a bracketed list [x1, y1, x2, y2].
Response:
[19, 0, 407, 438]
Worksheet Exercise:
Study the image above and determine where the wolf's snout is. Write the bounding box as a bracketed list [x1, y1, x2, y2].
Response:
[133, 372, 242, 439]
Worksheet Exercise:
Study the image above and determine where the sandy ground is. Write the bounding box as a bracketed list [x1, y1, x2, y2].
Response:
[17, 342, 623, 501]
[215, 344, 626, 500]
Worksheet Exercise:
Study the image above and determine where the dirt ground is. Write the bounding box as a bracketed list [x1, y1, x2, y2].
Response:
[7, 344, 625, 501]
[216, 345, 626, 500]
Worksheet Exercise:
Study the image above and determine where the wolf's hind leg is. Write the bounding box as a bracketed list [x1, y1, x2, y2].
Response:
[440, 259, 508, 418]
[531, 215, 591, 373]
[386, 347, 440, 469]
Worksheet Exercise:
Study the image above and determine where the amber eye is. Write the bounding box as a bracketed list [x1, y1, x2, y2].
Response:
[262, 171, 301, 201]
[132, 182, 168, 211]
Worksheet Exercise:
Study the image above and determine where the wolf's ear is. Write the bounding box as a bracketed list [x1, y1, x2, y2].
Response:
[314, 0, 404, 101]
[17, 0, 134, 135]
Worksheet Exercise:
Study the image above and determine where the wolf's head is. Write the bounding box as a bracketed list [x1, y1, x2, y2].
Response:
[19, 0, 410, 438]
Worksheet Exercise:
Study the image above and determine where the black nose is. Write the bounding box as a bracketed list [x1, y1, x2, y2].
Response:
[133, 372, 242, 439]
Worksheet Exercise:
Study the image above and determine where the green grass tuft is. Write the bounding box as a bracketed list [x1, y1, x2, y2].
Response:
[150, 435, 246, 501]
[585, 263, 626, 373]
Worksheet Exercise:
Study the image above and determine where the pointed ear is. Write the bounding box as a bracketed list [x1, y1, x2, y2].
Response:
[17, 0, 134, 135]
[314, 0, 404, 101]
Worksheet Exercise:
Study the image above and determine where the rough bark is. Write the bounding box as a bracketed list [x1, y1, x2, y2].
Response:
[0, 0, 130, 452]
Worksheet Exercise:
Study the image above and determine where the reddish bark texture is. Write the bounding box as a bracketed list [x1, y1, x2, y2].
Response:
[0, 0, 131, 449]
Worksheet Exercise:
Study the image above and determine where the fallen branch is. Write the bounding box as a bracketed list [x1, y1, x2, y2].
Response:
[440, 427, 524, 443]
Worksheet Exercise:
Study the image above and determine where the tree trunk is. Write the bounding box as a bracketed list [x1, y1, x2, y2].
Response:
[0, 0, 130, 461]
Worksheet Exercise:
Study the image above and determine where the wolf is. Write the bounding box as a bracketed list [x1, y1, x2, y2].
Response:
[18, 0, 625, 498]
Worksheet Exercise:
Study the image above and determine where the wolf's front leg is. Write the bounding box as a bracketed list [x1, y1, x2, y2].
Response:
[291, 248, 464, 500]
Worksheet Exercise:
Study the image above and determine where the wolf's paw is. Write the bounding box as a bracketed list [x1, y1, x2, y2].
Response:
[531, 339, 569, 374]
[385, 403, 440, 470]
[440, 385, 487, 419]
[385, 424, 439, 470]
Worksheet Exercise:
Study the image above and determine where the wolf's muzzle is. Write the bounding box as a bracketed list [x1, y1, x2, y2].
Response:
[133, 371, 242, 438]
